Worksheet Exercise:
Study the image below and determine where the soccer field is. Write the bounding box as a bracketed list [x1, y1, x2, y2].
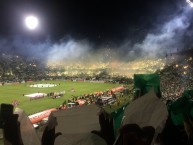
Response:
[0, 80, 121, 115]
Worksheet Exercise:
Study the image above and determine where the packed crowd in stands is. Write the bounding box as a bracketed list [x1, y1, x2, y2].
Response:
[0, 53, 133, 84]
[0, 53, 46, 82]
[159, 52, 193, 102]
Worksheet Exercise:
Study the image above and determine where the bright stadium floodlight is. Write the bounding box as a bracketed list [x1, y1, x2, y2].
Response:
[25, 15, 39, 30]
[186, 0, 193, 7]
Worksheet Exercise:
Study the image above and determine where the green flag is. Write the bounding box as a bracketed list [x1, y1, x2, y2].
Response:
[134, 74, 160, 97]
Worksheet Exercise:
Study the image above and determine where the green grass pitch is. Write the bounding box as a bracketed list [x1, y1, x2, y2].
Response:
[0, 80, 121, 115]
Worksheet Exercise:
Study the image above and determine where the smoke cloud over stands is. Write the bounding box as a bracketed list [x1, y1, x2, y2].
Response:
[47, 39, 92, 61]
[127, 6, 193, 58]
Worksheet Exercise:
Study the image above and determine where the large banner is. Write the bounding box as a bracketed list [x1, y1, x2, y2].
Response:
[28, 108, 57, 124]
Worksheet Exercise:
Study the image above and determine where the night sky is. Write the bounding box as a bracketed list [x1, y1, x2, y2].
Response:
[0, 0, 182, 42]
[0, 0, 192, 60]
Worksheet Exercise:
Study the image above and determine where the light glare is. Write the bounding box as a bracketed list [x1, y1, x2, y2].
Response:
[186, 0, 193, 7]
[25, 16, 39, 30]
